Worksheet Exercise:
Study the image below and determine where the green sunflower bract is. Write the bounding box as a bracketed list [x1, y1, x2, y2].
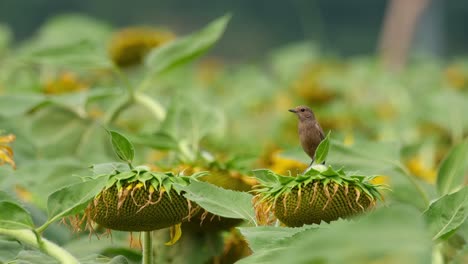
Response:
[253, 165, 386, 227]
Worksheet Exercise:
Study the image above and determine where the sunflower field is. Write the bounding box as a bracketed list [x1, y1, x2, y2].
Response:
[0, 14, 467, 264]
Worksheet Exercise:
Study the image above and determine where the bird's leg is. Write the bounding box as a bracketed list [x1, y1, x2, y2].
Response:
[302, 159, 315, 174]
[302, 158, 325, 174]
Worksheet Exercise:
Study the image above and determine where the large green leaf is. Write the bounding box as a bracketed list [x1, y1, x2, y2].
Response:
[269, 42, 319, 83]
[11, 250, 56, 264]
[129, 132, 178, 150]
[238, 225, 315, 252]
[10, 158, 86, 209]
[0, 94, 46, 116]
[329, 139, 402, 175]
[181, 180, 255, 223]
[0, 201, 34, 229]
[33, 14, 112, 46]
[108, 130, 135, 164]
[421, 90, 468, 141]
[0, 240, 22, 263]
[437, 139, 468, 195]
[239, 206, 431, 264]
[91, 162, 130, 176]
[46, 176, 107, 224]
[19, 14, 112, 69]
[424, 186, 468, 241]
[145, 14, 230, 75]
[26, 40, 112, 68]
[159, 95, 226, 160]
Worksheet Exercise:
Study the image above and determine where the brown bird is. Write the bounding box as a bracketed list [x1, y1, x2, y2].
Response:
[289, 105, 325, 164]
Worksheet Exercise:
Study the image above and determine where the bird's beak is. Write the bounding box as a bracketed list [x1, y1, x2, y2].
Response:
[288, 109, 297, 113]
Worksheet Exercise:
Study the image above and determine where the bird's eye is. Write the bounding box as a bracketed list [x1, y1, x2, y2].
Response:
[300, 108, 305, 112]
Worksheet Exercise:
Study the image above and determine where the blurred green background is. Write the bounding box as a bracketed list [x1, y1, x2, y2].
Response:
[0, 0, 466, 60]
[0, 1, 467, 263]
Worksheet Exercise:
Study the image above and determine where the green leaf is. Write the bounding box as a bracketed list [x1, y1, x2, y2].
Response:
[26, 40, 112, 68]
[0, 24, 12, 54]
[181, 180, 255, 223]
[108, 130, 135, 164]
[0, 94, 46, 116]
[314, 131, 330, 164]
[107, 255, 130, 264]
[158, 95, 226, 160]
[0, 240, 22, 263]
[238, 226, 315, 252]
[34, 14, 112, 46]
[329, 139, 402, 175]
[239, 206, 431, 264]
[129, 132, 178, 150]
[13, 250, 56, 264]
[46, 177, 107, 224]
[269, 42, 318, 83]
[252, 169, 279, 185]
[0, 201, 34, 229]
[145, 14, 230, 75]
[91, 162, 130, 176]
[424, 186, 468, 241]
[437, 139, 468, 195]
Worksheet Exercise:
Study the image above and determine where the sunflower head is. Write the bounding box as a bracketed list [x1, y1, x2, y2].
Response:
[253, 165, 386, 227]
[268, 150, 308, 175]
[109, 26, 175, 67]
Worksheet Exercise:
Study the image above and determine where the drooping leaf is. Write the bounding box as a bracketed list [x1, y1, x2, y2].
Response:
[314, 131, 330, 164]
[108, 130, 135, 164]
[424, 186, 468, 241]
[145, 14, 230, 75]
[437, 139, 468, 195]
[0, 201, 34, 229]
[46, 176, 107, 224]
[239, 206, 431, 264]
[181, 180, 255, 223]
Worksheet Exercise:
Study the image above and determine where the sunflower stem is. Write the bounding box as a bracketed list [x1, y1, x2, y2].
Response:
[134, 92, 166, 121]
[0, 228, 79, 263]
[142, 231, 153, 264]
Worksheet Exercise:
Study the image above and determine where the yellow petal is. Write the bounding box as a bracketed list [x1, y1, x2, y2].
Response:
[0, 146, 16, 170]
[0, 134, 15, 144]
[165, 223, 182, 246]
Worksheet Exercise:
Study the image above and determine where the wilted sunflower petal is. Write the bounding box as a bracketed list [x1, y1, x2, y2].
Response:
[0, 134, 15, 169]
[165, 223, 182, 246]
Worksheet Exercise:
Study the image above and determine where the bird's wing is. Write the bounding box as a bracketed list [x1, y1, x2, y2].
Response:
[315, 122, 325, 140]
